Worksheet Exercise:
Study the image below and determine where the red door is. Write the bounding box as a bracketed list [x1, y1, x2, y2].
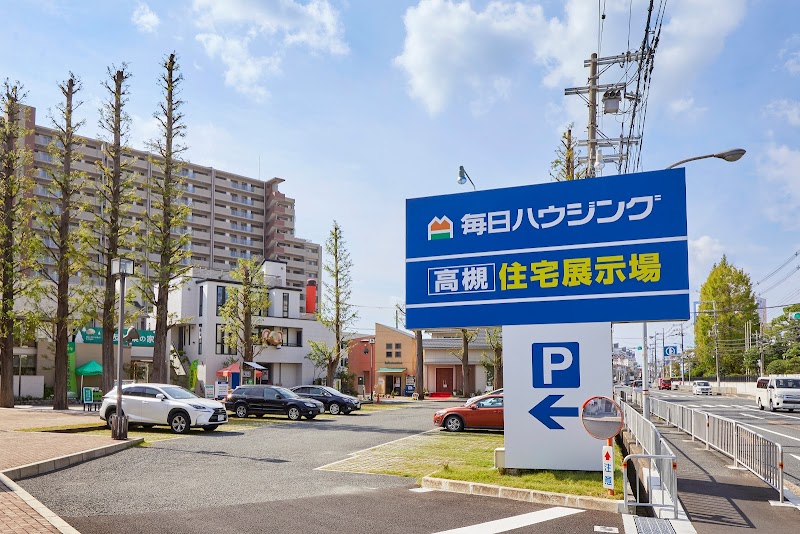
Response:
[435, 368, 453, 394]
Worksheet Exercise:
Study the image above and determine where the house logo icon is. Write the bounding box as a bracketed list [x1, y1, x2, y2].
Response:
[428, 216, 453, 241]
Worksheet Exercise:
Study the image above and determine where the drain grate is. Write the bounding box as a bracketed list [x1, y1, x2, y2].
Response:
[634, 517, 676, 534]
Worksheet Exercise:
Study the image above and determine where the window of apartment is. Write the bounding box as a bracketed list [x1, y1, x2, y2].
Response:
[395, 343, 402, 349]
[385, 343, 392, 350]
[296, 330, 302, 347]
[395, 351, 402, 358]
[215, 324, 236, 355]
[282, 293, 289, 318]
[199, 286, 204, 317]
[385, 351, 393, 358]
[216, 286, 227, 315]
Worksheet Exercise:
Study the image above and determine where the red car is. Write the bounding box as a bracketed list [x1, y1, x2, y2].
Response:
[657, 378, 672, 390]
[433, 394, 504, 432]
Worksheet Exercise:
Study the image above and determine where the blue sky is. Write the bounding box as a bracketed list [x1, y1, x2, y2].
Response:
[4, 0, 799, 356]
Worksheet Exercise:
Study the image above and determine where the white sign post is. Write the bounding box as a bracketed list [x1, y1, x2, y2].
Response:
[504, 322, 611, 471]
[602, 446, 614, 490]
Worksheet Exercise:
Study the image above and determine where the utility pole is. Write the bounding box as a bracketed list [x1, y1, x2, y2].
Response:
[587, 53, 598, 177]
[679, 323, 685, 384]
[713, 302, 720, 388]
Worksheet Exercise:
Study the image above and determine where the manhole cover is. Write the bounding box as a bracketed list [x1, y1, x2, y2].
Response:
[634, 517, 676, 534]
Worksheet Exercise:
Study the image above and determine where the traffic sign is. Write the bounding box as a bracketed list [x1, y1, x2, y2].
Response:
[405, 169, 690, 329]
[505, 322, 611, 471]
[790, 312, 800, 320]
[664, 345, 678, 357]
[602, 445, 614, 490]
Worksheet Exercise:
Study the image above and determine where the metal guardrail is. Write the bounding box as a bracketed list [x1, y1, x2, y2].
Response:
[618, 398, 679, 518]
[644, 395, 785, 502]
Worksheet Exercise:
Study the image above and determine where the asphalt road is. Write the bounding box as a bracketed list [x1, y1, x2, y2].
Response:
[19, 403, 624, 534]
[650, 390, 800, 488]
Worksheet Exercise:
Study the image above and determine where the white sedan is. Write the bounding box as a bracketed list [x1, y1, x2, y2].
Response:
[100, 383, 228, 433]
[692, 381, 712, 395]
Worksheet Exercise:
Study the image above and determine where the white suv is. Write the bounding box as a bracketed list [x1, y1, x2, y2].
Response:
[692, 380, 712, 395]
[756, 376, 800, 412]
[100, 383, 228, 434]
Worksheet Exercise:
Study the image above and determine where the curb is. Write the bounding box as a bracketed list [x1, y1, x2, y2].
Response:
[421, 476, 625, 513]
[0, 437, 143, 533]
[0, 472, 80, 534]
[1, 438, 144, 481]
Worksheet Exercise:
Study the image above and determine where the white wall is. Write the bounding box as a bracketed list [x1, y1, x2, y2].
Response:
[0, 376, 46, 398]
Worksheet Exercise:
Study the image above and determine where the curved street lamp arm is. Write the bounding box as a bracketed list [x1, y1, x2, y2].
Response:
[665, 154, 714, 169]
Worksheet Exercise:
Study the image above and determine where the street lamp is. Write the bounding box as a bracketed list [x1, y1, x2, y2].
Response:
[457, 166, 476, 191]
[665, 148, 746, 169]
[640, 148, 745, 421]
[111, 258, 134, 440]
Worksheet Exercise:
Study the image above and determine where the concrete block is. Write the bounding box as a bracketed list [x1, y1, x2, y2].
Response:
[19, 464, 39, 479]
[54, 456, 70, 470]
[36, 460, 55, 475]
[444, 480, 472, 494]
[471, 483, 501, 498]
[3, 468, 21, 481]
[498, 487, 533, 502]
[530, 490, 568, 507]
[494, 447, 505, 469]
[421, 477, 445, 490]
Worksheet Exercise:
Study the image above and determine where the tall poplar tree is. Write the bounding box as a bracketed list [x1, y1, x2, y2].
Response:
[316, 221, 358, 386]
[219, 258, 271, 367]
[91, 65, 137, 393]
[34, 74, 94, 409]
[0, 82, 38, 408]
[137, 53, 191, 383]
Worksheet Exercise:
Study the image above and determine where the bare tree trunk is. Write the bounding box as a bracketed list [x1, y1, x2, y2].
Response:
[494, 346, 503, 390]
[415, 329, 424, 399]
[460, 329, 469, 397]
[0, 124, 15, 408]
[152, 281, 169, 383]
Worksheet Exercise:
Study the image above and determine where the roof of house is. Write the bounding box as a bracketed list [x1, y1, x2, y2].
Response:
[376, 323, 415, 338]
[422, 330, 493, 350]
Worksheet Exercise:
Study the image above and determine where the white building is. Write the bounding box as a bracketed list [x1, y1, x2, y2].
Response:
[160, 260, 334, 389]
[422, 330, 492, 396]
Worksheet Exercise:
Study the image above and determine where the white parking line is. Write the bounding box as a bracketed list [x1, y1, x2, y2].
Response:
[739, 413, 765, 419]
[684, 404, 700, 408]
[432, 508, 583, 534]
[701, 405, 717, 408]
[790, 454, 800, 462]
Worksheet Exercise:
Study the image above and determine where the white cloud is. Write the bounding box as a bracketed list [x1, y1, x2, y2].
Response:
[192, 0, 348, 99]
[131, 2, 160, 33]
[668, 96, 707, 116]
[779, 34, 800, 75]
[689, 235, 725, 285]
[765, 99, 800, 126]
[758, 143, 800, 228]
[395, 0, 745, 117]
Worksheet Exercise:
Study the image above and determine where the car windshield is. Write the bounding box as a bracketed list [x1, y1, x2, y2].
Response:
[775, 379, 800, 388]
[161, 386, 198, 399]
[321, 386, 341, 395]
[276, 387, 298, 398]
[696, 381, 709, 386]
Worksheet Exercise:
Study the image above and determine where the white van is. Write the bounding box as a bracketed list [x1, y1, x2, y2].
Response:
[755, 376, 800, 412]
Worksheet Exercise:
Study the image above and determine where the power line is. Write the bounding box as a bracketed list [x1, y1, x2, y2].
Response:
[755, 250, 800, 286]
[759, 266, 800, 295]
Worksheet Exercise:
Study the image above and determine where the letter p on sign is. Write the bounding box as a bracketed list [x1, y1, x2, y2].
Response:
[532, 342, 580, 388]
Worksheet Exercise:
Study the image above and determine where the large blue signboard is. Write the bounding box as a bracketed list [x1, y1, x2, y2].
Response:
[405, 169, 690, 329]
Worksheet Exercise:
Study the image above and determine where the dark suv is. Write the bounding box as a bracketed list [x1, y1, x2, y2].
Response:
[290, 385, 361, 415]
[225, 385, 324, 421]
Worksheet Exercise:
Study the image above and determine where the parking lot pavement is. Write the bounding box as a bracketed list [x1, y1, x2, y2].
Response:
[18, 402, 625, 533]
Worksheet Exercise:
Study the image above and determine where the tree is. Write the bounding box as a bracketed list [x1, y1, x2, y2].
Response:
[694, 256, 759, 377]
[449, 328, 476, 397]
[34, 74, 95, 409]
[550, 124, 587, 182]
[90, 64, 137, 393]
[219, 258, 271, 367]
[136, 53, 191, 384]
[0, 82, 38, 408]
[316, 221, 358, 386]
[484, 327, 503, 390]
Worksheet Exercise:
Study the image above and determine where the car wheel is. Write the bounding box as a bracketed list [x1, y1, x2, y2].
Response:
[105, 407, 116, 429]
[306, 415, 317, 420]
[770, 400, 776, 412]
[328, 402, 341, 415]
[235, 404, 248, 418]
[444, 415, 464, 432]
[169, 411, 191, 434]
[757, 398, 764, 410]
[287, 406, 301, 421]
[203, 425, 219, 432]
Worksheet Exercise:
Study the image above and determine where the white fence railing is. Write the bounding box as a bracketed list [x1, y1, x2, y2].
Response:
[643, 395, 785, 503]
[618, 399, 679, 518]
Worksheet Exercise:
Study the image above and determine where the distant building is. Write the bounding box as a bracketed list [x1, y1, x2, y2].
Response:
[348, 324, 417, 396]
[422, 330, 492, 396]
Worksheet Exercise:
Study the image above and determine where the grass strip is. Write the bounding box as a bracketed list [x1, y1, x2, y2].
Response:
[322, 430, 624, 500]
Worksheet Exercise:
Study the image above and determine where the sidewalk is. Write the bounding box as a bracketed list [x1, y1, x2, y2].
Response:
[0, 407, 140, 533]
[655, 420, 799, 533]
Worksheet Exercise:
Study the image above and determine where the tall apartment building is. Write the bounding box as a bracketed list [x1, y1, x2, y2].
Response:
[22, 105, 321, 296]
